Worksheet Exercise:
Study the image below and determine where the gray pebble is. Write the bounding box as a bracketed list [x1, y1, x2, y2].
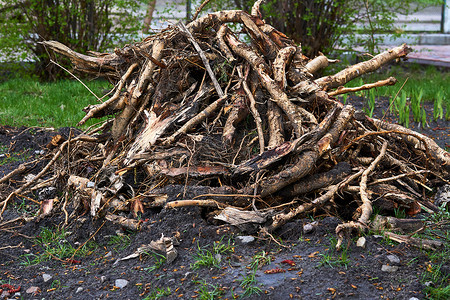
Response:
[42, 273, 52, 282]
[387, 254, 400, 264]
[356, 237, 366, 248]
[381, 265, 399, 272]
[236, 235, 255, 244]
[115, 279, 129, 289]
[303, 223, 314, 234]
[76, 287, 83, 293]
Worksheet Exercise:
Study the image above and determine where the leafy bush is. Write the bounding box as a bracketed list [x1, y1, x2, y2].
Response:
[0, 0, 146, 80]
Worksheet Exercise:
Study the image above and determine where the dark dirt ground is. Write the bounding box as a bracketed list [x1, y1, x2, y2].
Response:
[0, 96, 449, 300]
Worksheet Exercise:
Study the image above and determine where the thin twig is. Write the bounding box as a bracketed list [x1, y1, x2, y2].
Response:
[178, 22, 224, 98]
[191, 0, 212, 21]
[50, 59, 101, 102]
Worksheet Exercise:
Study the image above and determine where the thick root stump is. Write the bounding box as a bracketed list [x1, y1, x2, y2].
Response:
[2, 1, 449, 249]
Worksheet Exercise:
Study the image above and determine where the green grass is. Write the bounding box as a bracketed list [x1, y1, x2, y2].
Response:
[191, 238, 234, 270]
[317, 236, 351, 269]
[20, 227, 98, 265]
[142, 287, 172, 299]
[337, 64, 449, 104]
[0, 77, 111, 128]
[193, 280, 224, 300]
[143, 251, 167, 273]
[333, 63, 450, 123]
[107, 234, 132, 253]
[249, 251, 271, 270]
[418, 206, 450, 299]
[239, 271, 262, 298]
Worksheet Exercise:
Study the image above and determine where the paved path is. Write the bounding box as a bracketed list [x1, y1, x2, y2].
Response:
[407, 45, 450, 68]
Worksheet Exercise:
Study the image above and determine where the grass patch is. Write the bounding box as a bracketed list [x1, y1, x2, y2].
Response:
[418, 206, 450, 299]
[193, 280, 224, 300]
[317, 236, 351, 269]
[249, 251, 271, 270]
[0, 77, 111, 128]
[107, 234, 131, 253]
[20, 227, 98, 265]
[191, 238, 234, 270]
[331, 63, 450, 124]
[143, 287, 172, 299]
[143, 251, 167, 273]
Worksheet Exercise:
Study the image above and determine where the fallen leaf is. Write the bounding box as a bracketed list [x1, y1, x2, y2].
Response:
[131, 198, 144, 217]
[281, 259, 295, 266]
[264, 268, 286, 274]
[308, 251, 319, 258]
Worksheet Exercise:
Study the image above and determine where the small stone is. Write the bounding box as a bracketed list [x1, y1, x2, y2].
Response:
[42, 273, 52, 282]
[381, 265, 399, 272]
[236, 236, 255, 244]
[100, 276, 107, 283]
[387, 254, 400, 264]
[356, 237, 366, 248]
[115, 279, 128, 289]
[76, 287, 83, 293]
[409, 297, 420, 300]
[303, 224, 314, 234]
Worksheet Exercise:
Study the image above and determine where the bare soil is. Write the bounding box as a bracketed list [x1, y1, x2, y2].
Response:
[0, 97, 449, 299]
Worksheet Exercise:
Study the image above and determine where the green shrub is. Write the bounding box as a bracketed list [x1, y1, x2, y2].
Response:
[0, 0, 146, 80]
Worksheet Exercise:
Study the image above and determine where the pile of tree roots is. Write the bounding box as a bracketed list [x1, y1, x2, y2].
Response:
[2, 0, 449, 249]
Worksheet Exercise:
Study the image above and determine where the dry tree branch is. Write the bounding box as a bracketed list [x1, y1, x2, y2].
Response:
[78, 63, 139, 126]
[265, 168, 365, 232]
[304, 53, 338, 75]
[226, 33, 304, 137]
[316, 44, 411, 90]
[335, 141, 388, 250]
[163, 95, 228, 145]
[216, 25, 236, 63]
[165, 200, 224, 208]
[238, 66, 265, 154]
[191, 0, 212, 21]
[328, 77, 397, 96]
